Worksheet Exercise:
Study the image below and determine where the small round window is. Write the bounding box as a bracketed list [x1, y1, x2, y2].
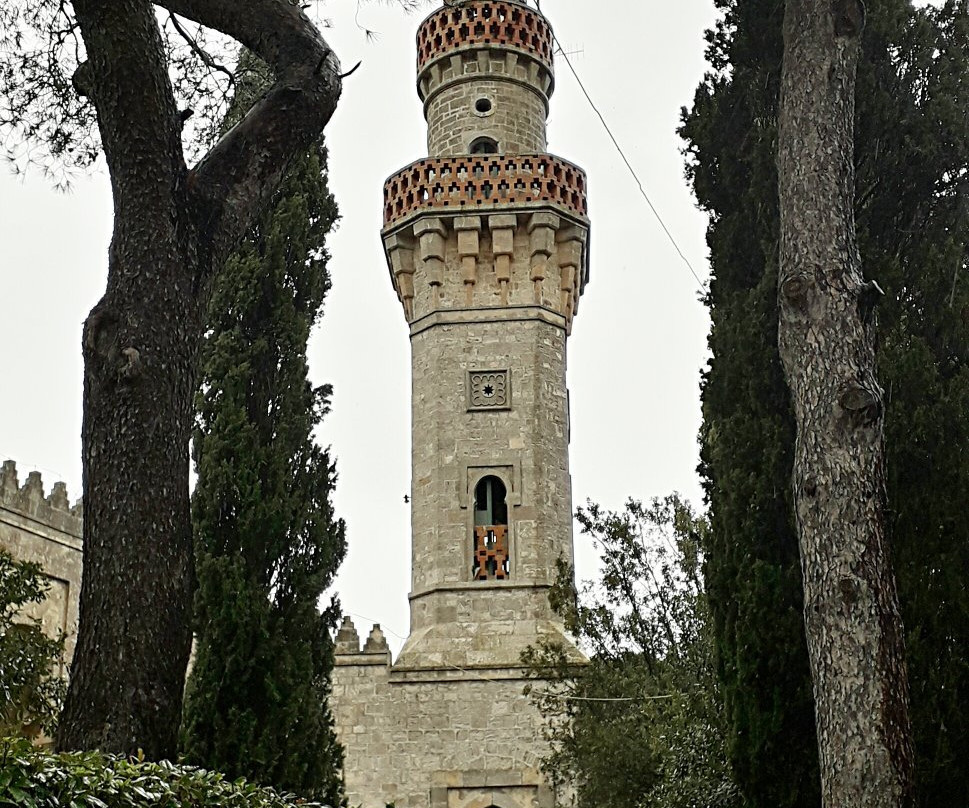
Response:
[474, 97, 494, 116]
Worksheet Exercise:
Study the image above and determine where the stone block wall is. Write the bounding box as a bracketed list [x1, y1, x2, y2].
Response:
[409, 316, 571, 595]
[332, 618, 562, 808]
[0, 460, 83, 669]
[425, 75, 548, 157]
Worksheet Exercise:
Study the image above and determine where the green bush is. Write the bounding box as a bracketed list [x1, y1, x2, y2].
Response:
[0, 737, 327, 807]
[0, 550, 66, 739]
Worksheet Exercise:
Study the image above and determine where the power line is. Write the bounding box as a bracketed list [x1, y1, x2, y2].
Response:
[539, 2, 707, 291]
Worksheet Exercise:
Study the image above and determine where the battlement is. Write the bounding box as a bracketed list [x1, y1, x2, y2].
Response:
[0, 459, 84, 669]
[334, 615, 392, 667]
[0, 460, 83, 538]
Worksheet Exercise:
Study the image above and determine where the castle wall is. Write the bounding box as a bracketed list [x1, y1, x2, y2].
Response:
[331, 620, 559, 808]
[0, 460, 83, 670]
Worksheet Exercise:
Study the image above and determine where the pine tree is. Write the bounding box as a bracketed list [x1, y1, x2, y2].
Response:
[681, 0, 969, 805]
[180, 60, 346, 801]
[777, 0, 913, 801]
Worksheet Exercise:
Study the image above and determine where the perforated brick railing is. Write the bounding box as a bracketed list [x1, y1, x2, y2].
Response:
[383, 154, 587, 227]
[417, 1, 553, 74]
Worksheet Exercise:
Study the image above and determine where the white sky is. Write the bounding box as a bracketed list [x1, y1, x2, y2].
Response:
[0, 1, 720, 652]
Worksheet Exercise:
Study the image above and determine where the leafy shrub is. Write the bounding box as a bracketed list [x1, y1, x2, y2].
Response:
[0, 550, 66, 738]
[0, 736, 327, 807]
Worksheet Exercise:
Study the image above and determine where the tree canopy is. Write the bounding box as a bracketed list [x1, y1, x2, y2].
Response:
[180, 56, 346, 803]
[523, 496, 743, 808]
[0, 548, 66, 740]
[0, 0, 344, 756]
[681, 0, 968, 804]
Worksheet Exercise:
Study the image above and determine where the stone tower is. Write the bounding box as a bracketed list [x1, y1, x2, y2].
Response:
[331, 2, 590, 805]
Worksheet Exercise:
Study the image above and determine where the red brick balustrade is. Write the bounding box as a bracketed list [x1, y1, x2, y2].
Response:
[417, 1, 553, 74]
[383, 154, 587, 227]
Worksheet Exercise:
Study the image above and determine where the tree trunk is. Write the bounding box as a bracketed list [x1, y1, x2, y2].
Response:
[55, 0, 341, 759]
[776, 1, 914, 806]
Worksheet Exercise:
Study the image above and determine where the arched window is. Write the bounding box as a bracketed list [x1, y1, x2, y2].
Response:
[472, 476, 509, 580]
[470, 136, 499, 155]
[474, 476, 507, 526]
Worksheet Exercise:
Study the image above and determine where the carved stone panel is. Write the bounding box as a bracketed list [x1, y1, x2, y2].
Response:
[468, 369, 510, 410]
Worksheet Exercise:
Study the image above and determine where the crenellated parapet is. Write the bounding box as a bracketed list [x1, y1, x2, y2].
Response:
[334, 615, 392, 667]
[383, 204, 588, 332]
[0, 459, 84, 668]
[0, 460, 83, 538]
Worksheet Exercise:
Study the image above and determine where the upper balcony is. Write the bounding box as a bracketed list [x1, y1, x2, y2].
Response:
[416, 1, 554, 78]
[382, 153, 588, 231]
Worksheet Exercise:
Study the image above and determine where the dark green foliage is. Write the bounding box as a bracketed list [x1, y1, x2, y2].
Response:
[0, 735, 327, 807]
[0, 549, 66, 739]
[681, 1, 969, 805]
[523, 497, 743, 808]
[680, 3, 816, 803]
[180, 64, 346, 803]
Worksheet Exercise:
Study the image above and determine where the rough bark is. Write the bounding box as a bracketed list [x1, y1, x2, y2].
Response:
[55, 0, 341, 759]
[776, 1, 914, 806]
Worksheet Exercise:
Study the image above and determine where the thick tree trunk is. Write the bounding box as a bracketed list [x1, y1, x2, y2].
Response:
[55, 0, 200, 759]
[776, 1, 914, 806]
[56, 0, 341, 759]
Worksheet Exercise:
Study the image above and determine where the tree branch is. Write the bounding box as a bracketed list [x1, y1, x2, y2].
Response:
[72, 0, 184, 220]
[154, 0, 342, 276]
[167, 13, 235, 86]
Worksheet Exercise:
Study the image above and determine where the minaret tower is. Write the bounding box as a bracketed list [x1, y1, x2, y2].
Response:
[383, 0, 589, 671]
[332, 3, 590, 806]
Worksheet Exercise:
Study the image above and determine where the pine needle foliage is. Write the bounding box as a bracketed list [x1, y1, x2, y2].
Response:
[680, 1, 969, 805]
[180, 58, 346, 805]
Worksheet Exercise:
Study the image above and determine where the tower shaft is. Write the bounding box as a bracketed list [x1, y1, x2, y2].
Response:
[332, 3, 591, 804]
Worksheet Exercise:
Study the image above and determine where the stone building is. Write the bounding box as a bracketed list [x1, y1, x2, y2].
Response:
[0, 460, 83, 671]
[330, 2, 591, 806]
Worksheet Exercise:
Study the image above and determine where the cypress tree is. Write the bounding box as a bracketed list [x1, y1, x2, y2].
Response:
[180, 60, 346, 805]
[680, 1, 968, 805]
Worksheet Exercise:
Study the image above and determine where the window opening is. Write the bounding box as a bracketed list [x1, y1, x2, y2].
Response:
[472, 476, 510, 580]
[475, 97, 493, 114]
[470, 136, 499, 155]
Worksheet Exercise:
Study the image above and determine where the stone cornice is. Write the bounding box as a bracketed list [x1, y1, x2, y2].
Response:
[408, 304, 567, 337]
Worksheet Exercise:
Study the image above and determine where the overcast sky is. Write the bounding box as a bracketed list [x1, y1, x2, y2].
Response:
[0, 0, 723, 651]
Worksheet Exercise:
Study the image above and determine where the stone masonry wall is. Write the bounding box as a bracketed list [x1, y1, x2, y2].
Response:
[0, 460, 83, 670]
[410, 317, 571, 596]
[425, 76, 548, 157]
[332, 619, 560, 808]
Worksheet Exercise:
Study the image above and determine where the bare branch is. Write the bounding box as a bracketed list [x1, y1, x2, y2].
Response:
[168, 13, 235, 86]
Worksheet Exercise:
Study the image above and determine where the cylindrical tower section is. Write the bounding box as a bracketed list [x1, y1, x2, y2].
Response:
[416, 1, 555, 157]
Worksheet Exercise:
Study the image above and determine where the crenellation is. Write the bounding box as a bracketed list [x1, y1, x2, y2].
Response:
[0, 459, 84, 667]
[0, 459, 82, 538]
